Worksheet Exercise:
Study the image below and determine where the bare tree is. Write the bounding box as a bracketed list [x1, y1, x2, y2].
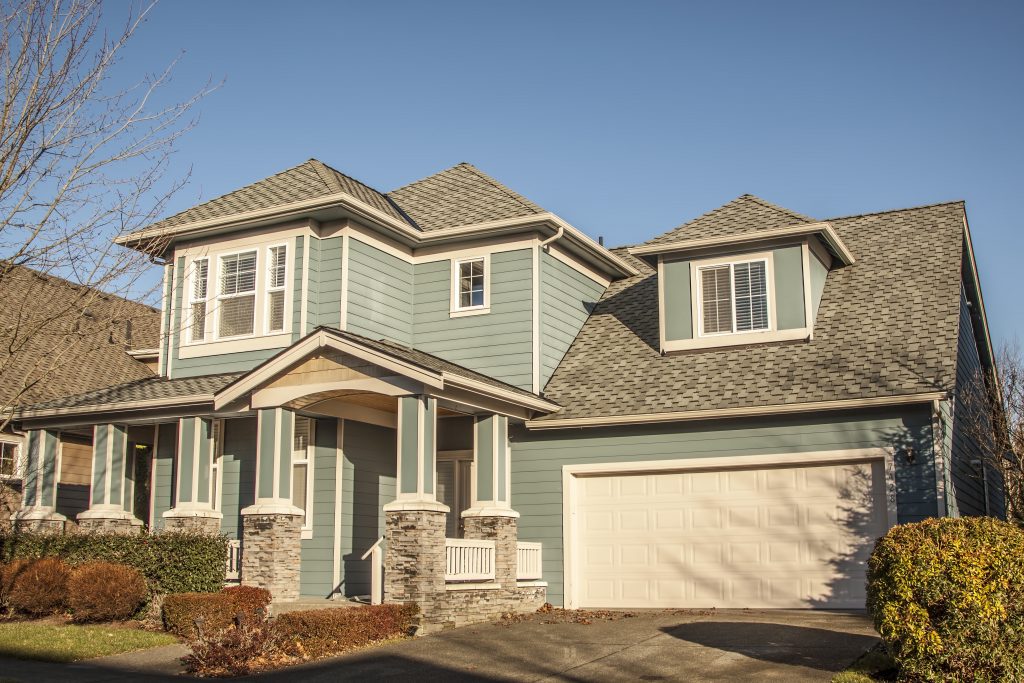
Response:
[0, 0, 210, 516]
[957, 342, 1024, 524]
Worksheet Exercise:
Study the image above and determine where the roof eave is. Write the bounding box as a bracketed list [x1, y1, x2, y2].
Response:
[629, 222, 856, 266]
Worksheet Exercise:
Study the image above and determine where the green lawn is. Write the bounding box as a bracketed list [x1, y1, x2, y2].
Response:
[0, 622, 178, 662]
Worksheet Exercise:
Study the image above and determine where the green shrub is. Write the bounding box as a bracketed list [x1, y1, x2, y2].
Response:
[8, 557, 70, 615]
[0, 530, 227, 595]
[67, 561, 148, 622]
[163, 586, 272, 638]
[276, 604, 419, 659]
[867, 517, 1024, 682]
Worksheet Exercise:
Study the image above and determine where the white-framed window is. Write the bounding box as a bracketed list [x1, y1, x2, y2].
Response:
[265, 245, 288, 334]
[217, 250, 258, 338]
[696, 258, 770, 337]
[190, 258, 210, 342]
[450, 255, 489, 316]
[0, 441, 19, 479]
[291, 416, 315, 538]
[210, 419, 223, 512]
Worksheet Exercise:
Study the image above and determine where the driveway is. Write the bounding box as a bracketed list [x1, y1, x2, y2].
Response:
[0, 609, 878, 682]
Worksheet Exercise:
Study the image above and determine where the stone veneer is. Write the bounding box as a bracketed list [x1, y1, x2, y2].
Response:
[386, 510, 547, 634]
[164, 515, 222, 534]
[76, 517, 142, 534]
[241, 512, 301, 601]
[14, 517, 65, 533]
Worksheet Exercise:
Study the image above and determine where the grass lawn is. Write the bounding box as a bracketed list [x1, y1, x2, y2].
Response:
[832, 643, 898, 683]
[0, 622, 178, 663]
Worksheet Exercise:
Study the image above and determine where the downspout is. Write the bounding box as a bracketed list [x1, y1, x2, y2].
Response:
[539, 226, 564, 250]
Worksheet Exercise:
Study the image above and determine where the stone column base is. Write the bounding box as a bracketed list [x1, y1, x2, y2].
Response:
[163, 509, 223, 534]
[13, 507, 67, 534]
[384, 508, 447, 607]
[76, 509, 142, 534]
[462, 513, 519, 591]
[241, 506, 302, 602]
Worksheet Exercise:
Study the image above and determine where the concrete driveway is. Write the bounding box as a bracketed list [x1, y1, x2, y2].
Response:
[0, 608, 878, 682]
[257, 608, 877, 682]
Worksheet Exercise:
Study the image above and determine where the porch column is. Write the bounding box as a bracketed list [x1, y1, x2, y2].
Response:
[240, 407, 303, 602]
[462, 414, 519, 590]
[163, 417, 222, 534]
[383, 395, 449, 607]
[77, 424, 140, 532]
[14, 429, 66, 532]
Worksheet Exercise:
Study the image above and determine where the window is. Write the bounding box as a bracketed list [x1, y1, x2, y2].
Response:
[190, 259, 209, 342]
[217, 251, 257, 338]
[266, 245, 287, 333]
[698, 259, 769, 336]
[0, 442, 18, 478]
[291, 417, 314, 536]
[455, 257, 485, 310]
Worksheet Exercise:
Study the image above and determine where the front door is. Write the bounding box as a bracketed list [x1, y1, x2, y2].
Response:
[437, 456, 472, 537]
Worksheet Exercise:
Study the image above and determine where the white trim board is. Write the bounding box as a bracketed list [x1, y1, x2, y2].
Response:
[560, 447, 898, 609]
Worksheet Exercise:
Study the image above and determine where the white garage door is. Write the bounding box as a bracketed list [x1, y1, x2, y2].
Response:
[573, 460, 889, 609]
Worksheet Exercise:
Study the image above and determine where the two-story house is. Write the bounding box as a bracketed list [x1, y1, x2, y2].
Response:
[12, 159, 999, 626]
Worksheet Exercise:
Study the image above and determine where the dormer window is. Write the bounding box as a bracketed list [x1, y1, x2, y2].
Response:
[698, 259, 769, 336]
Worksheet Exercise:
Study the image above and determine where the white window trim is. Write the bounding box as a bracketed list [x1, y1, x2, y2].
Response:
[293, 417, 315, 539]
[214, 249, 260, 342]
[264, 243, 289, 335]
[449, 254, 490, 317]
[188, 258, 210, 343]
[0, 438, 22, 480]
[695, 254, 773, 338]
[210, 419, 224, 512]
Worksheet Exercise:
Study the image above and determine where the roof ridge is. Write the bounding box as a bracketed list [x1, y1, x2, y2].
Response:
[742, 194, 816, 223]
[1, 262, 159, 313]
[308, 158, 345, 194]
[457, 162, 542, 215]
[825, 199, 965, 222]
[387, 162, 462, 194]
[312, 159, 419, 227]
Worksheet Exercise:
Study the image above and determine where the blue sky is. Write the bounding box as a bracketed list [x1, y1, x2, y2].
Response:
[115, 1, 1023, 345]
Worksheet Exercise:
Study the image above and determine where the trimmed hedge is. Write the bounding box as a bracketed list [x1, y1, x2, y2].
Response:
[7, 557, 69, 615]
[867, 517, 1024, 682]
[68, 561, 148, 622]
[163, 586, 272, 637]
[0, 530, 227, 595]
[276, 604, 419, 659]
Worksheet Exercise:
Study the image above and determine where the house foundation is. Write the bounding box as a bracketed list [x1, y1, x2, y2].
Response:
[241, 511, 302, 601]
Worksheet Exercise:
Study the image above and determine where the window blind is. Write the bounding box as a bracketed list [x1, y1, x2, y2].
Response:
[701, 265, 732, 334]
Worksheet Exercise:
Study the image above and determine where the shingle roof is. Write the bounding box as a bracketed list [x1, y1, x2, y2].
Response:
[22, 373, 241, 413]
[0, 266, 160, 410]
[537, 199, 966, 421]
[641, 194, 816, 247]
[387, 162, 546, 232]
[134, 159, 410, 235]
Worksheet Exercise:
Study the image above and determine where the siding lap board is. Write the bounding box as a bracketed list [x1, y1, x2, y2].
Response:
[300, 417, 339, 597]
[346, 238, 413, 346]
[540, 252, 606, 387]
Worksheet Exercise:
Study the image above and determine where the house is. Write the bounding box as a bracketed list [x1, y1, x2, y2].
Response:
[0, 265, 159, 527]
[11, 159, 999, 626]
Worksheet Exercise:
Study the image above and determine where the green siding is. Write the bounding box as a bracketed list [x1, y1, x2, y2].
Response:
[511, 407, 938, 607]
[196, 419, 213, 505]
[540, 252, 606, 387]
[91, 425, 108, 505]
[159, 265, 173, 376]
[398, 397, 419, 495]
[172, 348, 282, 378]
[810, 247, 829, 321]
[476, 416, 494, 501]
[339, 420, 396, 598]
[257, 409, 277, 499]
[316, 236, 342, 329]
[219, 417, 256, 539]
[22, 431, 39, 506]
[291, 236, 304, 341]
[277, 409, 294, 500]
[169, 257, 184, 378]
[412, 249, 534, 390]
[300, 417, 339, 597]
[346, 238, 413, 345]
[773, 245, 806, 330]
[177, 418, 195, 504]
[39, 431, 58, 507]
[662, 258, 692, 342]
[108, 425, 127, 507]
[151, 423, 177, 530]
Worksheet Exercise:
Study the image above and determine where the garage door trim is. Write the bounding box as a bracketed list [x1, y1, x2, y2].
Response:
[561, 447, 897, 609]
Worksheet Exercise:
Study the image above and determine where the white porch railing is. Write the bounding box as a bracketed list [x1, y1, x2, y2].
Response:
[225, 539, 242, 582]
[516, 541, 543, 580]
[445, 538, 495, 582]
[361, 536, 385, 605]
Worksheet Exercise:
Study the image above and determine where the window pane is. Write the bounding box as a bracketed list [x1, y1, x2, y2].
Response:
[219, 295, 255, 337]
[701, 266, 732, 334]
[269, 246, 287, 288]
[292, 463, 308, 515]
[471, 285, 484, 307]
[191, 302, 207, 342]
[456, 259, 485, 309]
[267, 290, 285, 332]
[193, 260, 208, 300]
[0, 443, 14, 476]
[293, 417, 310, 452]
[220, 252, 257, 295]
[734, 261, 768, 332]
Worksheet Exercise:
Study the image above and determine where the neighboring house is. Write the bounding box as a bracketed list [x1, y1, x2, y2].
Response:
[12, 159, 999, 623]
[0, 265, 159, 526]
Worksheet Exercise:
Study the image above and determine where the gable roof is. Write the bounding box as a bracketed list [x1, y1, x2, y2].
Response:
[534, 199, 967, 424]
[641, 194, 816, 247]
[0, 266, 160, 410]
[129, 159, 411, 237]
[387, 162, 546, 232]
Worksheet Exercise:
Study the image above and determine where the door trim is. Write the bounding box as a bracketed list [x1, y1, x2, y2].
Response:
[561, 447, 897, 609]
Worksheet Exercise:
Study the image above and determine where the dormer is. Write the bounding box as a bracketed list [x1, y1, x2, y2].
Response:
[630, 197, 855, 353]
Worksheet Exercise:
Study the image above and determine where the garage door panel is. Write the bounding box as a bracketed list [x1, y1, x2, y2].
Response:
[575, 460, 887, 609]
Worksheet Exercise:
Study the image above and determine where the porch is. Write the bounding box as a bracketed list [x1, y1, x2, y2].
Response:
[13, 328, 555, 628]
